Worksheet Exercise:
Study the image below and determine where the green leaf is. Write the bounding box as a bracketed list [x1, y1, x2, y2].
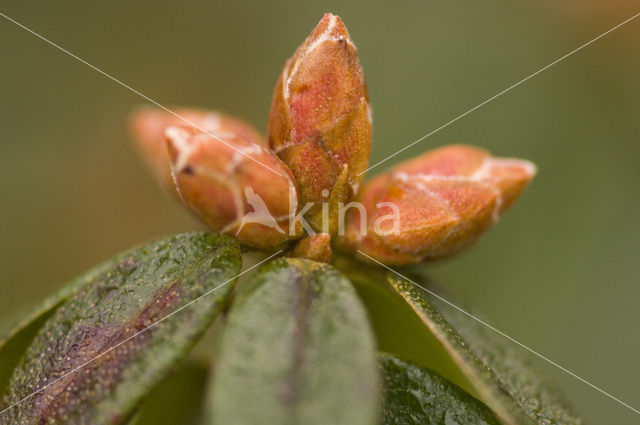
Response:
[389, 275, 583, 425]
[0, 243, 194, 394]
[379, 353, 500, 425]
[421, 277, 584, 425]
[339, 258, 473, 392]
[387, 274, 534, 425]
[0, 232, 241, 425]
[338, 256, 582, 425]
[207, 258, 379, 425]
[0, 262, 119, 399]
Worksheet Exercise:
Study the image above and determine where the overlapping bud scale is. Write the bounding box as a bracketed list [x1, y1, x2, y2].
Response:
[166, 126, 301, 249]
[337, 145, 536, 265]
[268, 13, 372, 231]
[130, 107, 263, 190]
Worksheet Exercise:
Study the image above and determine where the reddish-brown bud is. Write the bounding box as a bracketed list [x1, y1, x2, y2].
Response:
[166, 126, 302, 249]
[338, 145, 536, 265]
[130, 107, 263, 190]
[289, 233, 332, 263]
[268, 13, 372, 231]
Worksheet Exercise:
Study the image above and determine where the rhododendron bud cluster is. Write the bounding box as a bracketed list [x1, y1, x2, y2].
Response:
[130, 13, 535, 265]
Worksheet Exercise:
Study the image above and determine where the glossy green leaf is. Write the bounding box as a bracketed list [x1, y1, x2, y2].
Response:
[336, 256, 582, 425]
[0, 263, 116, 399]
[389, 275, 582, 425]
[421, 277, 584, 425]
[379, 353, 500, 425]
[0, 232, 241, 425]
[207, 258, 378, 425]
[387, 274, 534, 425]
[338, 258, 473, 392]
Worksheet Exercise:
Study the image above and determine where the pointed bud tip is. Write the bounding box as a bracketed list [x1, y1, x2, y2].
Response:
[130, 107, 265, 192]
[165, 125, 201, 173]
[165, 125, 193, 147]
[478, 156, 537, 213]
[520, 158, 537, 177]
[310, 13, 352, 46]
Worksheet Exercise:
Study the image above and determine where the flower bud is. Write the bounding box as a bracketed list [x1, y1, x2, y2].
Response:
[166, 126, 302, 249]
[268, 13, 372, 231]
[338, 145, 536, 265]
[289, 233, 332, 263]
[130, 107, 263, 190]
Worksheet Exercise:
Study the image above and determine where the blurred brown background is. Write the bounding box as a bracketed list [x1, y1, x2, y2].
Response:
[1, 1, 638, 423]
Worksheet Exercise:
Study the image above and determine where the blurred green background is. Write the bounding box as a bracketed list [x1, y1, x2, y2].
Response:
[1, 1, 638, 423]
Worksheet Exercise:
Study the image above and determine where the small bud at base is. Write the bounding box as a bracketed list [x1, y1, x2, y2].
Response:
[289, 233, 332, 263]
